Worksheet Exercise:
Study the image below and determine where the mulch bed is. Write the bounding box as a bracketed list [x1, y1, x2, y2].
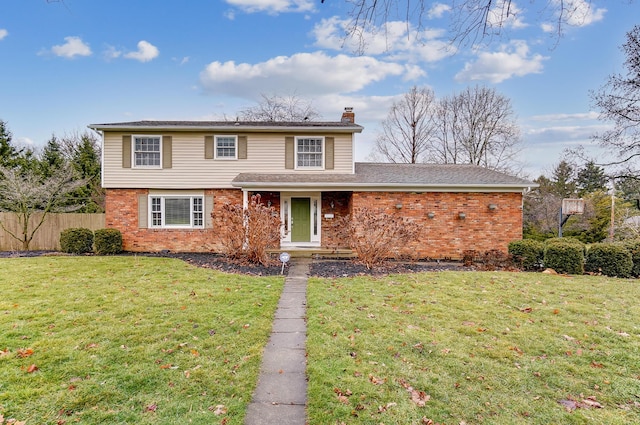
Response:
[0, 250, 473, 277]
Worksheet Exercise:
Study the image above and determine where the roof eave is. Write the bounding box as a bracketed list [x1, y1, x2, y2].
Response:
[87, 124, 364, 134]
[231, 182, 538, 192]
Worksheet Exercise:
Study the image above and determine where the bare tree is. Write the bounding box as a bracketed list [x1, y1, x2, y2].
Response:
[373, 86, 438, 163]
[340, 0, 625, 49]
[0, 165, 86, 250]
[431, 86, 521, 172]
[239, 93, 321, 122]
[591, 24, 640, 173]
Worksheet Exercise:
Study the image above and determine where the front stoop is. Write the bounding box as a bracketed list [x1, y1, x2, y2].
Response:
[244, 258, 310, 425]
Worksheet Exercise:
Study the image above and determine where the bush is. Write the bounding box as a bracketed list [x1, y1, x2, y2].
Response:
[94, 228, 123, 255]
[333, 207, 421, 269]
[218, 194, 281, 266]
[623, 239, 640, 277]
[60, 228, 94, 254]
[543, 241, 584, 275]
[508, 240, 544, 271]
[585, 243, 633, 278]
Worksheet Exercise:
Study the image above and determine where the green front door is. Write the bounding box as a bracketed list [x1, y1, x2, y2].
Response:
[291, 198, 311, 242]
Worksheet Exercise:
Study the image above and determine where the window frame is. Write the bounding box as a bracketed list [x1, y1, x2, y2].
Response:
[132, 135, 162, 169]
[148, 195, 205, 229]
[214, 135, 238, 160]
[294, 136, 325, 170]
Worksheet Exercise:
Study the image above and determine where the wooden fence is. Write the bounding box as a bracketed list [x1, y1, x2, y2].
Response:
[0, 213, 106, 251]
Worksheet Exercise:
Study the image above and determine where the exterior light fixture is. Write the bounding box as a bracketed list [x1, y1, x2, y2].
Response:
[330, 201, 335, 209]
[395, 203, 403, 209]
[458, 212, 466, 219]
[427, 212, 435, 219]
[488, 203, 497, 210]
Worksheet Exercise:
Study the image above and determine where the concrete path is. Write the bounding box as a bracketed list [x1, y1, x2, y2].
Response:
[245, 258, 310, 425]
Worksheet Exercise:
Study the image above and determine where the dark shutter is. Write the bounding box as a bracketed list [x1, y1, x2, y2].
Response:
[138, 194, 148, 228]
[205, 135, 214, 159]
[122, 135, 132, 168]
[162, 136, 172, 169]
[285, 136, 294, 169]
[325, 137, 334, 170]
[238, 135, 247, 159]
[205, 195, 214, 228]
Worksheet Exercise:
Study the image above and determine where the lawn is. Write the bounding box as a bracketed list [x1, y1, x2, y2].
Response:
[0, 256, 284, 425]
[307, 271, 640, 424]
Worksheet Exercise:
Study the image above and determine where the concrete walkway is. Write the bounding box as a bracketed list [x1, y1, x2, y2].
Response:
[245, 258, 310, 425]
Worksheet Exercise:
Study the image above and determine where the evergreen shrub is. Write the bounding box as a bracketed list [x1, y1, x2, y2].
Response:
[543, 241, 584, 275]
[94, 228, 123, 255]
[60, 228, 94, 254]
[585, 243, 633, 278]
[508, 239, 544, 271]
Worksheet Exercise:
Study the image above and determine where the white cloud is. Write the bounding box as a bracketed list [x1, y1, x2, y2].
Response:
[225, 0, 314, 14]
[172, 56, 190, 65]
[103, 45, 122, 61]
[530, 111, 600, 122]
[455, 40, 547, 83]
[542, 0, 606, 32]
[50, 36, 92, 59]
[312, 17, 455, 62]
[428, 3, 451, 19]
[124, 40, 159, 62]
[199, 51, 406, 97]
[486, 1, 528, 30]
[0, 29, 8, 41]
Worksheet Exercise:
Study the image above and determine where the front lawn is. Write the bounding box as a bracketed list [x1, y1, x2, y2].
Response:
[0, 256, 283, 424]
[307, 271, 640, 424]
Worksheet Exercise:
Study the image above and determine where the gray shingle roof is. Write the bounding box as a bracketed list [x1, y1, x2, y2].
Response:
[232, 162, 536, 192]
[88, 120, 363, 132]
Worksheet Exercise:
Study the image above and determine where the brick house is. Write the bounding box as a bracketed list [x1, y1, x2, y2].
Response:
[89, 108, 535, 259]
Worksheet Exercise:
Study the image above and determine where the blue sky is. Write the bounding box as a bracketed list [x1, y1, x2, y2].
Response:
[0, 0, 637, 177]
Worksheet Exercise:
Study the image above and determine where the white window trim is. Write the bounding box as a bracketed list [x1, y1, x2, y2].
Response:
[214, 135, 238, 160]
[294, 136, 324, 170]
[133, 134, 162, 169]
[148, 194, 204, 229]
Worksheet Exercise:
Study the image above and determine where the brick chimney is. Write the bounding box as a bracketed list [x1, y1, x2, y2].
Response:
[341, 107, 355, 123]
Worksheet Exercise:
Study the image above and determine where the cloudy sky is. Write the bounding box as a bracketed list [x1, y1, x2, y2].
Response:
[0, 0, 637, 177]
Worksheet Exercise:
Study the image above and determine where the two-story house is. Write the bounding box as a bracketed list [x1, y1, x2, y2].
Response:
[89, 108, 535, 259]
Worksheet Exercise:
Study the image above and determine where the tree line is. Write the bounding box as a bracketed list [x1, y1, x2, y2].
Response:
[0, 122, 103, 249]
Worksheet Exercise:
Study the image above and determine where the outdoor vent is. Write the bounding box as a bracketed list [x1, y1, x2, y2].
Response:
[458, 212, 466, 219]
[488, 203, 497, 210]
[427, 212, 435, 219]
[395, 203, 403, 209]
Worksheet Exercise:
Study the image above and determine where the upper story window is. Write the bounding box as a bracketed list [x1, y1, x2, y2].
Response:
[150, 195, 203, 228]
[134, 136, 161, 168]
[296, 137, 324, 169]
[215, 135, 237, 160]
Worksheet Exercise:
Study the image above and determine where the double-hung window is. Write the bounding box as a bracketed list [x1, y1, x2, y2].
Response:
[215, 135, 237, 160]
[134, 136, 161, 168]
[149, 195, 204, 228]
[296, 137, 324, 169]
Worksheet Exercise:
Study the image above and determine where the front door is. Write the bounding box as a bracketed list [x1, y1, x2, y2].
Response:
[291, 198, 311, 242]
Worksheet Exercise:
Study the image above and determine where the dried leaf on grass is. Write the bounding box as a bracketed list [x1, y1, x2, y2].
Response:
[558, 396, 603, 411]
[209, 405, 227, 415]
[16, 348, 33, 358]
[398, 378, 431, 407]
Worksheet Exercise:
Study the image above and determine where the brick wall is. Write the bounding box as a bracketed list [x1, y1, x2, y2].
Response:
[105, 188, 242, 253]
[348, 191, 523, 259]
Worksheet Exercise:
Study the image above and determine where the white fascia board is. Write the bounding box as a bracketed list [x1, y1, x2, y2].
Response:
[231, 182, 538, 192]
[88, 124, 363, 134]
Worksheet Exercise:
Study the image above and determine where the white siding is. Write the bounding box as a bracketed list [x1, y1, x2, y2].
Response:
[103, 132, 355, 189]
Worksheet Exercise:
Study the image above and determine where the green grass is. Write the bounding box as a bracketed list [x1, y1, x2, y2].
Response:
[0, 256, 284, 424]
[307, 272, 640, 424]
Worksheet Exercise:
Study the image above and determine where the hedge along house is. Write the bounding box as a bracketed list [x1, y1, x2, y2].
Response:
[89, 108, 536, 259]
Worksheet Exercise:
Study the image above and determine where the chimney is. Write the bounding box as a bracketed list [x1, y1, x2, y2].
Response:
[341, 107, 355, 123]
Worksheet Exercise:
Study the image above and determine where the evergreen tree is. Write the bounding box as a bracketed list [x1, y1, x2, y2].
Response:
[0, 120, 22, 169]
[39, 135, 67, 178]
[576, 161, 608, 196]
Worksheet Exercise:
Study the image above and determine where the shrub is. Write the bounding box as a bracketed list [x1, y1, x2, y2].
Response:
[585, 243, 633, 278]
[508, 240, 545, 271]
[218, 194, 281, 266]
[60, 228, 94, 254]
[623, 239, 640, 277]
[333, 207, 421, 269]
[94, 228, 123, 255]
[543, 241, 584, 275]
